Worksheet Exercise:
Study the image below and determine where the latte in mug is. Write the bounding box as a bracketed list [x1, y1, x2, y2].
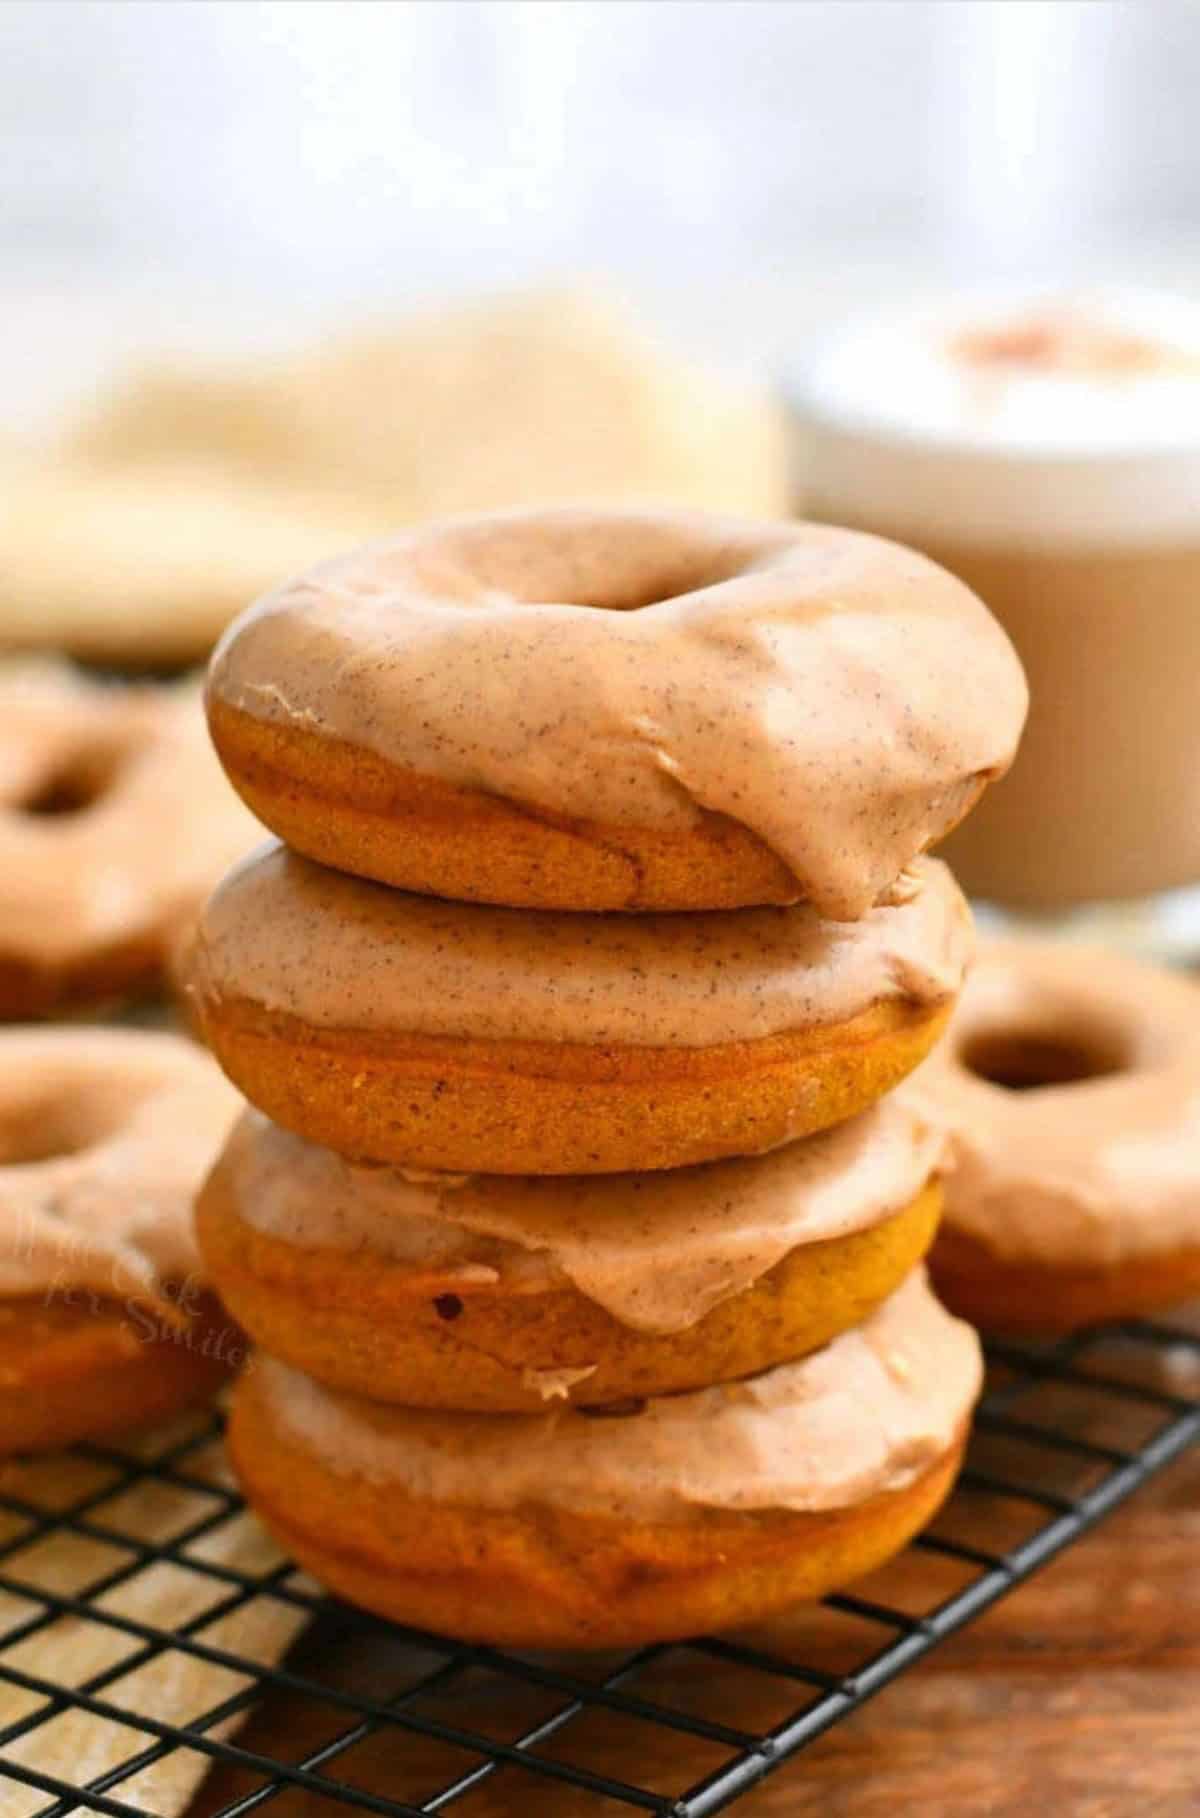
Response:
[797, 291, 1200, 920]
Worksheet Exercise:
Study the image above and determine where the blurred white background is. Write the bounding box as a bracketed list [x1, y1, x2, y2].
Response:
[2, 0, 1199, 420]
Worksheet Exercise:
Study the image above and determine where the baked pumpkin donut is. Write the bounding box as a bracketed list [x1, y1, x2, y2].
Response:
[188, 844, 971, 1174]
[0, 662, 260, 1017]
[0, 1027, 243, 1453]
[230, 1270, 980, 1648]
[918, 942, 1200, 1331]
[197, 1092, 944, 1411]
[207, 507, 1027, 918]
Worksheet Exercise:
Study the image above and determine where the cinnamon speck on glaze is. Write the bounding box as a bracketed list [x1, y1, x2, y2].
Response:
[213, 1089, 946, 1333]
[209, 508, 1027, 921]
[254, 1270, 981, 1520]
[190, 843, 973, 1048]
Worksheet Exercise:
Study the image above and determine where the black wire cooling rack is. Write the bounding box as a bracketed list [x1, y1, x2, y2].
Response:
[0, 1318, 1198, 1818]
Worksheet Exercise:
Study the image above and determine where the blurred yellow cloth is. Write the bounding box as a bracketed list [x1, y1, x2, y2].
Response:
[1, 290, 789, 666]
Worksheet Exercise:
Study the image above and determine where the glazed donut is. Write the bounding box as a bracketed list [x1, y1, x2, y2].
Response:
[917, 942, 1200, 1331]
[207, 507, 1026, 918]
[197, 1092, 944, 1411]
[0, 1027, 243, 1453]
[188, 844, 971, 1174]
[230, 1270, 979, 1648]
[0, 663, 260, 1017]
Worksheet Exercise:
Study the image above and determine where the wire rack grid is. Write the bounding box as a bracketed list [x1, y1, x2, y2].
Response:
[0, 1316, 1197, 1818]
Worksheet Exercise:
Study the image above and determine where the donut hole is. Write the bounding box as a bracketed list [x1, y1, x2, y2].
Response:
[0, 1084, 137, 1163]
[962, 1026, 1128, 1092]
[573, 548, 755, 613]
[443, 517, 761, 613]
[21, 750, 121, 819]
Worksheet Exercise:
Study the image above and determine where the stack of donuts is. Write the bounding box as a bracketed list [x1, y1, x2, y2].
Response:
[188, 506, 1028, 1648]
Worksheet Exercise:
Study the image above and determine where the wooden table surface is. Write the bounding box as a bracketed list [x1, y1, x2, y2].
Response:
[188, 1421, 1200, 1818]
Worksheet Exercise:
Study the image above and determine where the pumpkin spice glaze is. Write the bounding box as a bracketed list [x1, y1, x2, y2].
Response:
[188, 845, 972, 1173]
[0, 1027, 242, 1452]
[197, 1091, 946, 1409]
[229, 1270, 981, 1647]
[206, 506, 1027, 917]
[917, 941, 1200, 1330]
[0, 663, 260, 1016]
